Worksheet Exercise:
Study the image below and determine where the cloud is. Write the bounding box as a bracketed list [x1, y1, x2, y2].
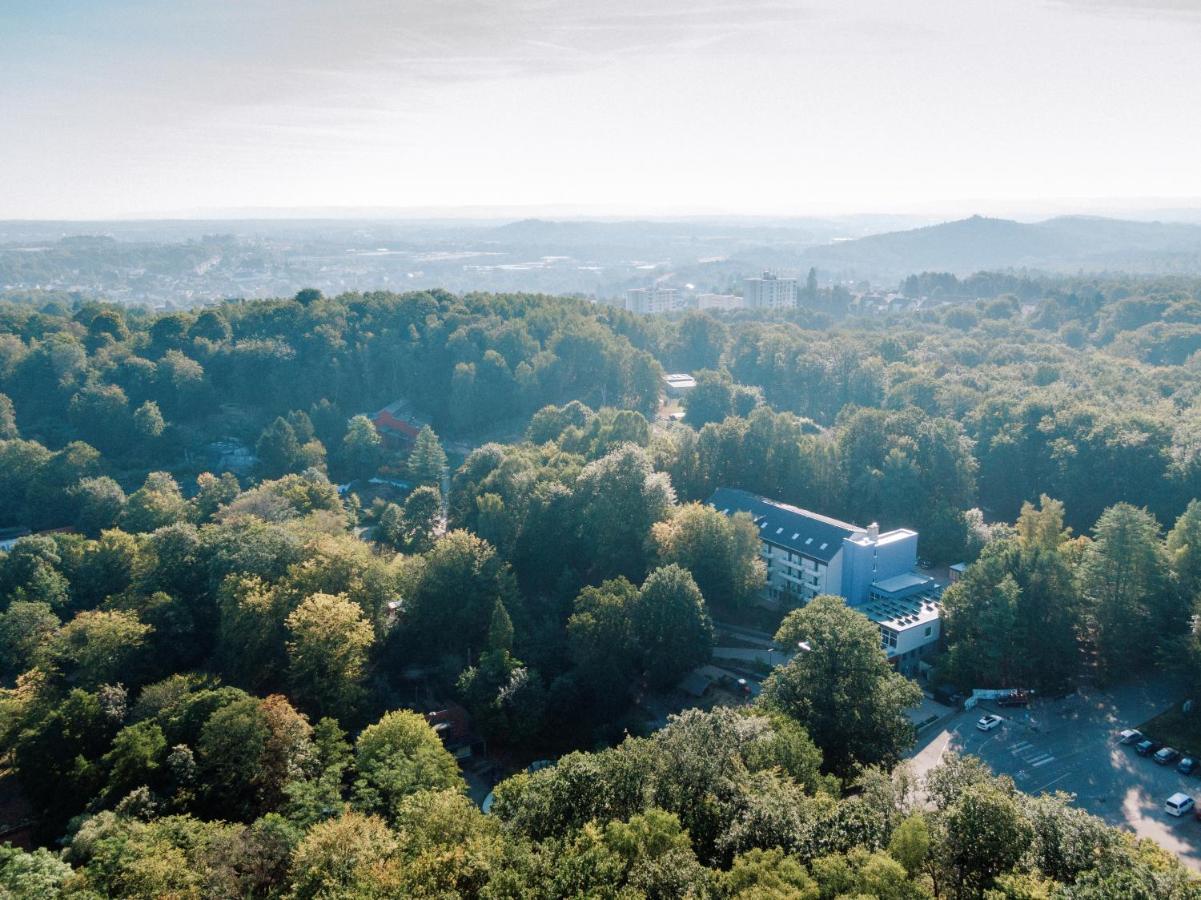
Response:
[1048, 0, 1201, 18]
[2, 0, 815, 112]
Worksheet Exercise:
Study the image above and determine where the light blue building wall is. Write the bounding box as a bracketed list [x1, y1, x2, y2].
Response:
[840, 527, 919, 606]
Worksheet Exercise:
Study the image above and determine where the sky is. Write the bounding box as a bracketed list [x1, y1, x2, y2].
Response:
[2, 0, 1201, 220]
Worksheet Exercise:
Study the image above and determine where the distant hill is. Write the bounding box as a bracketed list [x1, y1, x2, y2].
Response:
[798, 215, 1201, 279]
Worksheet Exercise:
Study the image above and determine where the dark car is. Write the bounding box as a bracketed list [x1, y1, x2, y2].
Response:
[1155, 747, 1181, 766]
[932, 686, 965, 708]
[998, 691, 1030, 708]
[1136, 739, 1161, 756]
[1179, 756, 1198, 775]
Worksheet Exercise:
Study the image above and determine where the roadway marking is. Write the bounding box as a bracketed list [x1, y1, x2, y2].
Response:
[1011, 741, 1034, 754]
[1033, 772, 1072, 792]
[1031, 756, 1057, 768]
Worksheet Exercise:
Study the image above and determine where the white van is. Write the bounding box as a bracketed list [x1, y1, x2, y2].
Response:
[1165, 793, 1194, 817]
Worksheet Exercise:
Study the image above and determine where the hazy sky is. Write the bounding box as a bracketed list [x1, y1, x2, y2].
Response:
[3, 0, 1200, 219]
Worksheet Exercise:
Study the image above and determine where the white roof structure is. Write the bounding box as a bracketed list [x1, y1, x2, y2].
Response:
[861, 593, 941, 632]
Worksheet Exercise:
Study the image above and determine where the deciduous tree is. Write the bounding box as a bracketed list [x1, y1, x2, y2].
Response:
[761, 596, 921, 776]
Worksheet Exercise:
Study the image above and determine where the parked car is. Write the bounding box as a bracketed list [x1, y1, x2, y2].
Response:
[998, 690, 1031, 708]
[932, 686, 965, 708]
[1118, 729, 1143, 745]
[1136, 739, 1161, 756]
[1166, 792, 1195, 817]
[1155, 747, 1181, 766]
[1179, 756, 1197, 775]
[976, 714, 1003, 732]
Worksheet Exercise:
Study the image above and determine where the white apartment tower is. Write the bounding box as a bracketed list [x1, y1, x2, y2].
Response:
[625, 286, 678, 315]
[743, 272, 797, 310]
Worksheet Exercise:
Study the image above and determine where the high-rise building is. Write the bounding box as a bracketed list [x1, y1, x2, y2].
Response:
[742, 272, 797, 310]
[625, 286, 678, 315]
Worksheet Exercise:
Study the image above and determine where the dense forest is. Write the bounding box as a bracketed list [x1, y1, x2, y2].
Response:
[3, 278, 1201, 896]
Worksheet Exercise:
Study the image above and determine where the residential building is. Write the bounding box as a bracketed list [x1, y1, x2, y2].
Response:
[708, 488, 918, 606]
[743, 272, 797, 310]
[709, 487, 941, 670]
[372, 398, 430, 449]
[207, 439, 256, 474]
[663, 373, 697, 397]
[625, 285, 678, 315]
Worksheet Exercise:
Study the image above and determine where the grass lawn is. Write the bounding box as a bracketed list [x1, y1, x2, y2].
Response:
[1139, 704, 1201, 755]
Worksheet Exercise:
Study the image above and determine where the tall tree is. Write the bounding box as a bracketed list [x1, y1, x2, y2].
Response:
[339, 414, 383, 481]
[286, 593, 374, 718]
[940, 496, 1081, 692]
[351, 710, 465, 822]
[1167, 498, 1201, 604]
[71, 476, 128, 536]
[408, 425, 447, 487]
[401, 530, 519, 664]
[760, 595, 921, 775]
[574, 444, 675, 581]
[132, 400, 166, 441]
[121, 472, 189, 533]
[256, 417, 305, 479]
[652, 502, 765, 609]
[631, 565, 714, 689]
[1080, 503, 1181, 678]
[684, 369, 736, 428]
[48, 609, 153, 690]
[567, 577, 642, 711]
[0, 393, 16, 439]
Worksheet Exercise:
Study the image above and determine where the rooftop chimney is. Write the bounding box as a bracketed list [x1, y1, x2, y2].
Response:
[867, 522, 879, 541]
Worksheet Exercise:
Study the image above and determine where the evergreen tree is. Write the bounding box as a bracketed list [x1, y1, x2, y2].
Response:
[408, 425, 447, 487]
[487, 599, 514, 654]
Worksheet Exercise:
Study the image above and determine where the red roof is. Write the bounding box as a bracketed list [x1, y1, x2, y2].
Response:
[373, 410, 421, 439]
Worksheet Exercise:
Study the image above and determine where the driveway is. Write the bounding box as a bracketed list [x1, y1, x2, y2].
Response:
[907, 676, 1201, 869]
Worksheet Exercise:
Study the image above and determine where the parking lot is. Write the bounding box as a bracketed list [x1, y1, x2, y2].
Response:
[908, 676, 1201, 869]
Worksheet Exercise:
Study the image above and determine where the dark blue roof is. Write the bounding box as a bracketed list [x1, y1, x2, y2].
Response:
[708, 487, 863, 564]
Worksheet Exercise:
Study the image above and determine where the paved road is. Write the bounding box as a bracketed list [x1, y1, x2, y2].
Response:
[908, 677, 1201, 869]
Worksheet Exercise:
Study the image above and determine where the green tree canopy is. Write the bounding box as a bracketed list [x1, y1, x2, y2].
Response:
[761, 596, 922, 776]
[351, 709, 465, 821]
[285, 592, 374, 719]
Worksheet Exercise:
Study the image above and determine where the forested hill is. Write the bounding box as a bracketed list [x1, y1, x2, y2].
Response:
[3, 284, 1201, 895]
[800, 215, 1201, 278]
